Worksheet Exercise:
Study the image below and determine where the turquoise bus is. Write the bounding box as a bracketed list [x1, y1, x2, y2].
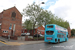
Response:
[44, 24, 68, 43]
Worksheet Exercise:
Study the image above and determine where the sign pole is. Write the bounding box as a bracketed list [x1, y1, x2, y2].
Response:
[8, 27, 12, 41]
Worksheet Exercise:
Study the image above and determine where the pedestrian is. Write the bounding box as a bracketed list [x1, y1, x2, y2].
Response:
[8, 35, 10, 41]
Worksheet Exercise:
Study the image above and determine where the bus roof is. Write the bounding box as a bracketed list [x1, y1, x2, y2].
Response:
[46, 24, 56, 26]
[46, 24, 67, 29]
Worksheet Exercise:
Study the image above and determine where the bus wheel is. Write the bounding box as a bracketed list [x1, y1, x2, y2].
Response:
[58, 39, 60, 43]
[65, 39, 67, 42]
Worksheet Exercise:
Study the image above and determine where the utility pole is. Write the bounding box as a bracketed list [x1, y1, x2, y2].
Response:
[37, 1, 45, 41]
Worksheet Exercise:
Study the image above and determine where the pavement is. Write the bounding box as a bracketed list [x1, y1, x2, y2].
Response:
[0, 36, 44, 46]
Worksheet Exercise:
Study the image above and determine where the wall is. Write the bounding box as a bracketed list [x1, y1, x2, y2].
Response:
[0, 6, 22, 37]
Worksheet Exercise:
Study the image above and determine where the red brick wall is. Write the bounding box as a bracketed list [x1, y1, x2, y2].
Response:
[0, 7, 22, 37]
[21, 26, 45, 36]
[36, 26, 45, 35]
[67, 27, 71, 37]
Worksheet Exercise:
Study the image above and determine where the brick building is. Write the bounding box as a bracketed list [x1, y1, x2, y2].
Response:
[21, 26, 45, 36]
[37, 26, 45, 35]
[0, 6, 22, 37]
[67, 27, 71, 37]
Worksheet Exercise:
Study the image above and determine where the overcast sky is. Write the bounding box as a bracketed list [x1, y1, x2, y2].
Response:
[0, 0, 75, 29]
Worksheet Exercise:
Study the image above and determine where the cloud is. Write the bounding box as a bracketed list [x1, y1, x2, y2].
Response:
[48, 0, 75, 29]
[54, 6, 70, 18]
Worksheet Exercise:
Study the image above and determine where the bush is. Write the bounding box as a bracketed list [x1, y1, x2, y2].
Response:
[39, 37, 44, 39]
[34, 37, 44, 40]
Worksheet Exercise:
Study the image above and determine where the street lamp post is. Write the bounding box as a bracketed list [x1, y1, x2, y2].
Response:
[41, 2, 45, 4]
[36, 1, 45, 41]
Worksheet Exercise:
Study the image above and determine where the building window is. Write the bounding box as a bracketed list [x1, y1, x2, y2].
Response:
[0, 23, 2, 29]
[10, 23, 12, 28]
[11, 12, 16, 19]
[3, 31, 4, 32]
[3, 31, 8, 33]
[0, 25, 1, 29]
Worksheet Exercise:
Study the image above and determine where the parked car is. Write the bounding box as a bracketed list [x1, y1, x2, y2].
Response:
[21, 33, 26, 36]
[21, 33, 30, 36]
[39, 34, 44, 37]
[26, 33, 30, 36]
[34, 34, 40, 37]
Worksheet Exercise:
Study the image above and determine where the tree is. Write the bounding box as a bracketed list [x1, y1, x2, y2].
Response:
[48, 15, 70, 29]
[37, 10, 51, 26]
[23, 19, 33, 32]
[23, 3, 43, 34]
[71, 29, 75, 36]
[23, 3, 70, 36]
[23, 3, 51, 35]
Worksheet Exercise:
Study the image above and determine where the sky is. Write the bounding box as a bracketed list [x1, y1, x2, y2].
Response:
[0, 0, 75, 29]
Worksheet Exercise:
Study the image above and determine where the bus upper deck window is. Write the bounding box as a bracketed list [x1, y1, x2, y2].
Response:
[47, 25, 53, 28]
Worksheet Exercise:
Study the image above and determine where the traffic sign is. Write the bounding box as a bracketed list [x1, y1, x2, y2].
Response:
[9, 27, 12, 30]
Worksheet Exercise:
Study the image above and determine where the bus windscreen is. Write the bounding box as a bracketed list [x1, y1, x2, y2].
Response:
[46, 31, 54, 35]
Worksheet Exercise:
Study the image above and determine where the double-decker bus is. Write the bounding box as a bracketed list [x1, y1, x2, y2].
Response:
[44, 24, 68, 43]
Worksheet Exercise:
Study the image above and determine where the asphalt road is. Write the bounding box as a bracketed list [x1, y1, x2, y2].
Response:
[0, 38, 75, 50]
[0, 42, 7, 46]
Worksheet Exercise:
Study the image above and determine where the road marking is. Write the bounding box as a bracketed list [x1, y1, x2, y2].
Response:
[40, 46, 52, 50]
[47, 47, 52, 49]
[0, 41, 23, 46]
[0, 41, 7, 44]
[53, 44, 75, 49]
[40, 49, 42, 50]
[64, 44, 74, 49]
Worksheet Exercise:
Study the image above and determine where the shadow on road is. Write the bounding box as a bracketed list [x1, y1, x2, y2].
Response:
[44, 41, 66, 45]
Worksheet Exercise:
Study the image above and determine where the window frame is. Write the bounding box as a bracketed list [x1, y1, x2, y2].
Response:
[3, 31, 8, 33]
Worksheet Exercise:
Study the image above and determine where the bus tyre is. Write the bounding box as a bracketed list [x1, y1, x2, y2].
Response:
[65, 39, 67, 42]
[58, 39, 60, 43]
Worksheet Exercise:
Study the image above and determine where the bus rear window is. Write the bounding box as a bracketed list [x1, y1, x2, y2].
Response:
[47, 25, 53, 28]
[46, 31, 54, 35]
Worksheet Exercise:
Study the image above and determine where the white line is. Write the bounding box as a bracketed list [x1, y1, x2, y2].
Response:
[40, 49, 42, 50]
[63, 44, 75, 49]
[47, 47, 52, 49]
[40, 46, 52, 50]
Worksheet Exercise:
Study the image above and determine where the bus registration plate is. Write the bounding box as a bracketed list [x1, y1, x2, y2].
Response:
[48, 41, 50, 42]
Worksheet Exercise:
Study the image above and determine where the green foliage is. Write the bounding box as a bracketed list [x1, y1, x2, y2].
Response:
[37, 10, 51, 26]
[24, 19, 33, 30]
[71, 29, 75, 36]
[23, 3, 44, 29]
[23, 3, 70, 30]
[34, 37, 44, 39]
[48, 15, 70, 29]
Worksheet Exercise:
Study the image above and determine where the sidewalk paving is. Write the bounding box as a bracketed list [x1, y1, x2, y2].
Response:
[0, 36, 44, 46]
[0, 36, 17, 42]
[6, 41, 44, 46]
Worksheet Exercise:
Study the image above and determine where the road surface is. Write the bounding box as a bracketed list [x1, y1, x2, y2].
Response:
[0, 38, 75, 50]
